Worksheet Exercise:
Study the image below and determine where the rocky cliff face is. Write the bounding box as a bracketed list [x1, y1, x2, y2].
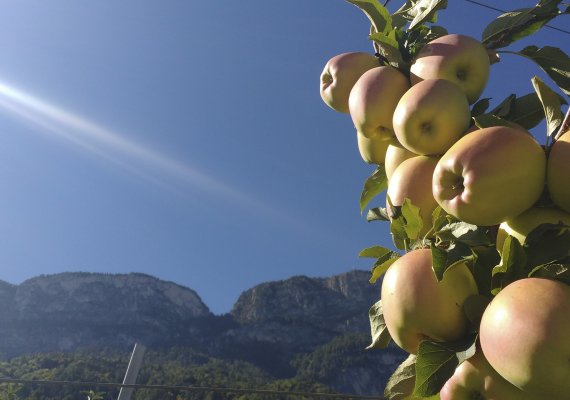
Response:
[226, 271, 378, 351]
[0, 272, 211, 357]
[11, 272, 211, 324]
[0, 270, 400, 396]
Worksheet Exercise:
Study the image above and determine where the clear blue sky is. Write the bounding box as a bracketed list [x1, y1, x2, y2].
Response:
[0, 1, 567, 314]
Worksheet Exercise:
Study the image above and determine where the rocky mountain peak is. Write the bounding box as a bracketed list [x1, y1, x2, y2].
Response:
[12, 272, 211, 324]
[230, 270, 378, 325]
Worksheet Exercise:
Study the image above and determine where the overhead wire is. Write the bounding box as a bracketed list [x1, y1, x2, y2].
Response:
[0, 377, 385, 400]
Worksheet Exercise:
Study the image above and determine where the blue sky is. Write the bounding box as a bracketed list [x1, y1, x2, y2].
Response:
[0, 1, 567, 314]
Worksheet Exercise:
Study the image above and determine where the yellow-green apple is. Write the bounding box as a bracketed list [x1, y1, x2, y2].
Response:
[387, 155, 439, 238]
[385, 144, 417, 180]
[410, 34, 490, 104]
[440, 349, 540, 400]
[381, 248, 478, 354]
[547, 130, 570, 213]
[432, 126, 546, 226]
[356, 130, 393, 164]
[320, 52, 379, 113]
[349, 66, 410, 140]
[496, 206, 570, 251]
[393, 79, 470, 156]
[479, 278, 570, 398]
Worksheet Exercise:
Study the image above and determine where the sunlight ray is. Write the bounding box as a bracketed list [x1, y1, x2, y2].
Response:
[0, 79, 338, 241]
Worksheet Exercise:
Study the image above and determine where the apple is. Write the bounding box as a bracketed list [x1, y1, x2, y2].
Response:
[392, 79, 470, 156]
[349, 66, 410, 140]
[479, 277, 570, 398]
[496, 206, 570, 251]
[320, 52, 379, 113]
[440, 349, 540, 400]
[432, 126, 546, 226]
[387, 155, 439, 238]
[356, 130, 393, 164]
[381, 248, 478, 355]
[547, 129, 570, 213]
[410, 34, 490, 104]
[385, 144, 417, 180]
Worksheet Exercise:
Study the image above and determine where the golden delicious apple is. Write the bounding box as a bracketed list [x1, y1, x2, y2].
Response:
[410, 34, 490, 104]
[385, 144, 417, 180]
[356, 130, 393, 164]
[387, 156, 439, 238]
[432, 126, 546, 226]
[349, 66, 410, 140]
[440, 349, 540, 400]
[496, 206, 570, 251]
[320, 52, 379, 113]
[381, 248, 478, 355]
[393, 79, 470, 156]
[480, 278, 570, 398]
[547, 130, 570, 213]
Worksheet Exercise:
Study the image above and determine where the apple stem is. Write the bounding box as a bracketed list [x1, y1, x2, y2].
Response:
[554, 107, 570, 141]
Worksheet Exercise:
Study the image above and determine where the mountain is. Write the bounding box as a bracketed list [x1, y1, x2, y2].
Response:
[0, 271, 406, 399]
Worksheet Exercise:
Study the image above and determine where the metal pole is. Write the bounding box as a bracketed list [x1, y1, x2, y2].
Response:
[117, 343, 146, 400]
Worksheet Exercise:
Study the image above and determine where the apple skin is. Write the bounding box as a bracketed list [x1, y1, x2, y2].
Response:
[356, 130, 393, 164]
[349, 66, 410, 140]
[432, 126, 546, 226]
[387, 156, 439, 238]
[381, 248, 478, 355]
[479, 278, 570, 398]
[320, 52, 379, 113]
[440, 349, 540, 400]
[393, 79, 470, 156]
[385, 144, 417, 180]
[496, 206, 570, 251]
[410, 34, 490, 104]
[547, 130, 570, 213]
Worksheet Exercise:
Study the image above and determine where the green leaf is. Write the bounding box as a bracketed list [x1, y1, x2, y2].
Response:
[414, 336, 477, 397]
[394, 0, 448, 31]
[473, 114, 516, 129]
[384, 354, 417, 400]
[367, 300, 392, 349]
[483, 1, 562, 49]
[508, 92, 566, 129]
[360, 164, 388, 213]
[463, 294, 491, 328]
[430, 242, 473, 281]
[524, 222, 570, 268]
[517, 46, 570, 96]
[366, 207, 391, 222]
[359, 245, 392, 258]
[436, 221, 492, 247]
[370, 257, 399, 283]
[491, 236, 528, 295]
[531, 75, 564, 139]
[369, 30, 405, 66]
[346, 0, 392, 34]
[471, 98, 491, 118]
[471, 246, 501, 297]
[489, 93, 516, 117]
[482, 9, 534, 48]
[431, 206, 455, 233]
[401, 198, 423, 240]
[387, 196, 408, 251]
[483, 92, 567, 130]
[529, 262, 570, 284]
